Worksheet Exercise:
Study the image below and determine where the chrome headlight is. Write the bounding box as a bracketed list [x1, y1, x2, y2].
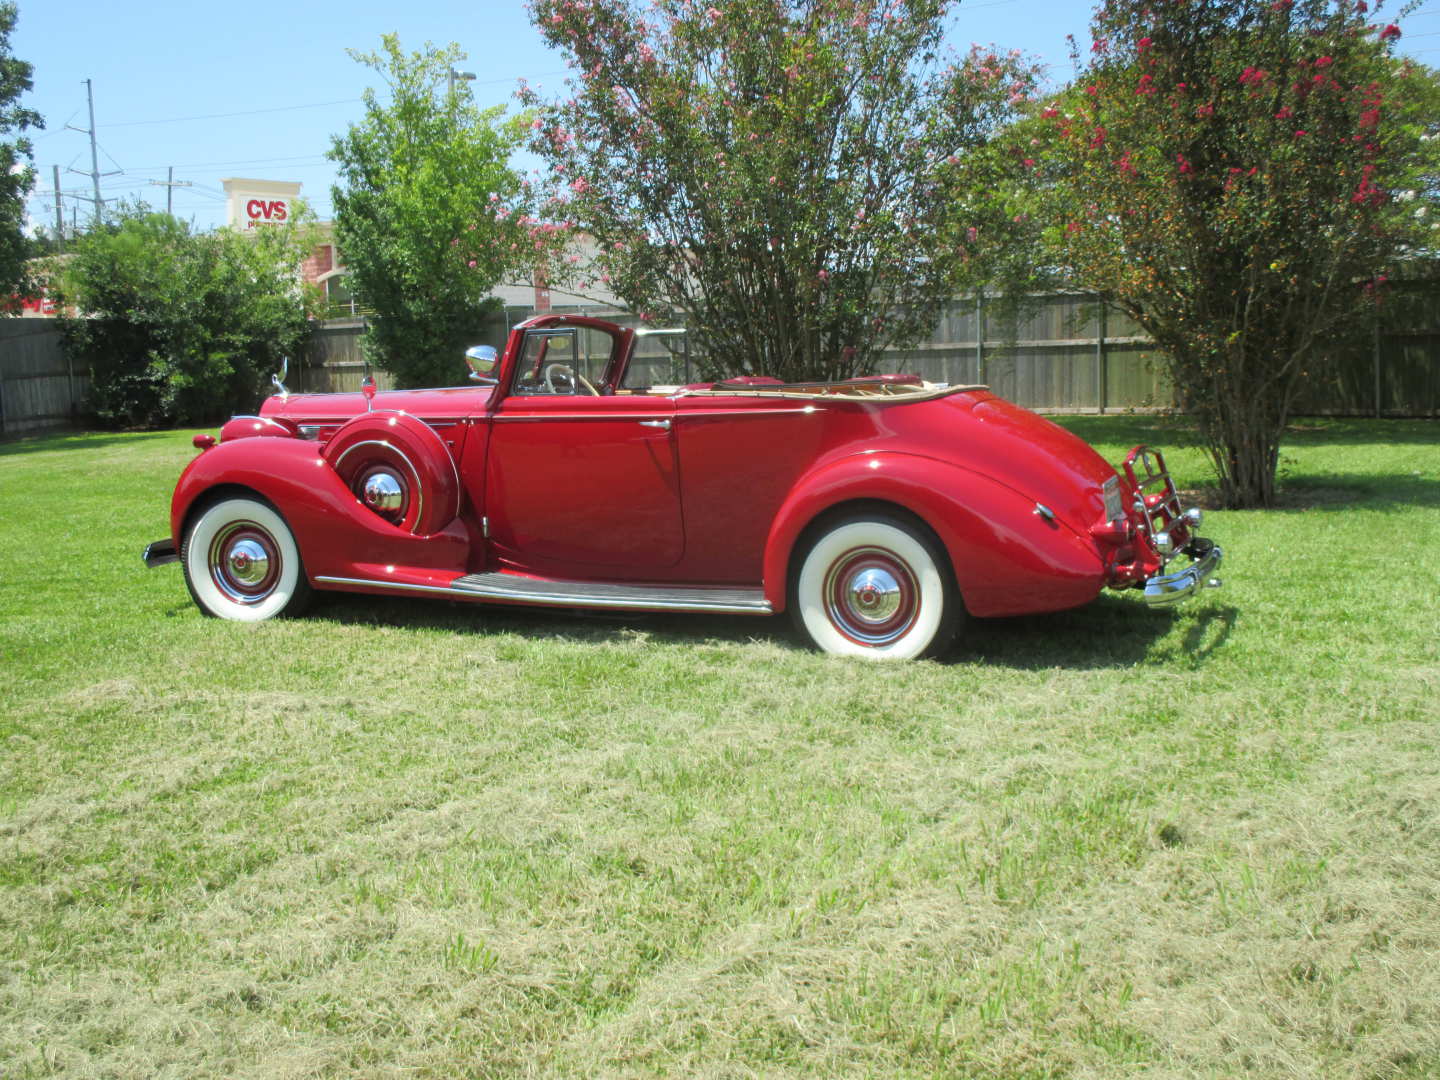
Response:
[1183, 507, 1203, 528]
[1153, 531, 1176, 557]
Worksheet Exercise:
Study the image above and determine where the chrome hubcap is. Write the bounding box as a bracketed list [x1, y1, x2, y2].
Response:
[824, 547, 919, 646]
[362, 470, 405, 513]
[847, 567, 902, 624]
[208, 523, 280, 604]
[226, 539, 270, 586]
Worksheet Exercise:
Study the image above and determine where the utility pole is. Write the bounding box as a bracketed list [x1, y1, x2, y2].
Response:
[65, 78, 121, 224]
[52, 164, 64, 249]
[84, 79, 101, 222]
[149, 166, 194, 214]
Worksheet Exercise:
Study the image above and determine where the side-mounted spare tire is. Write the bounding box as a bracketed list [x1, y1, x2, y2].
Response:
[322, 411, 461, 537]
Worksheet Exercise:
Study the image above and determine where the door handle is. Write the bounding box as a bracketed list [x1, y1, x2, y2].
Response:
[638, 419, 671, 431]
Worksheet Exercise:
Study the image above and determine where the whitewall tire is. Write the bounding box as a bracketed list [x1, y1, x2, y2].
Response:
[182, 497, 312, 621]
[792, 515, 959, 660]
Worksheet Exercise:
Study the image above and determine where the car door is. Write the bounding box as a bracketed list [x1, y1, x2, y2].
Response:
[485, 327, 684, 573]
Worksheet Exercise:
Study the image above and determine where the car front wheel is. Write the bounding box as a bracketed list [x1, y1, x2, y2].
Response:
[792, 514, 959, 660]
[181, 496, 312, 621]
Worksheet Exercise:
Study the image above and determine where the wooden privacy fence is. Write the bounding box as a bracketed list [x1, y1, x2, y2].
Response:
[4, 293, 1437, 434]
[0, 321, 88, 436]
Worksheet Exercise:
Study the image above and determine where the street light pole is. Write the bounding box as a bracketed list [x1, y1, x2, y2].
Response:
[447, 66, 476, 119]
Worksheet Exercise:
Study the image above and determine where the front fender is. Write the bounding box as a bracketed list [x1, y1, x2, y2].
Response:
[762, 451, 1106, 618]
[170, 438, 472, 582]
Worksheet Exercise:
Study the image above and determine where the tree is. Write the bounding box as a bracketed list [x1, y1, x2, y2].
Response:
[524, 0, 1039, 382]
[0, 2, 42, 306]
[330, 36, 540, 388]
[1033, 0, 1439, 508]
[53, 208, 319, 428]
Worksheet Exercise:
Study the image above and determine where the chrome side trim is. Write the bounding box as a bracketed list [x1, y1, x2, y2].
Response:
[313, 573, 773, 615]
[1143, 540, 1224, 607]
[493, 413, 675, 423]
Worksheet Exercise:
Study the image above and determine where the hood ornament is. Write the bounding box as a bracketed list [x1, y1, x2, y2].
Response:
[271, 356, 290, 400]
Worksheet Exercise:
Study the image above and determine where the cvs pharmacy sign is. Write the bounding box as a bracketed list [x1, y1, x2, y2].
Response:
[245, 198, 290, 227]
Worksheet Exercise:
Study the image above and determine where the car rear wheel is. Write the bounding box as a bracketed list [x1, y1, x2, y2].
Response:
[791, 514, 959, 660]
[181, 497, 312, 621]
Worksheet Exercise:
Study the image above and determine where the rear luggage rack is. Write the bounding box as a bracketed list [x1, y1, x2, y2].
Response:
[1123, 445, 1191, 561]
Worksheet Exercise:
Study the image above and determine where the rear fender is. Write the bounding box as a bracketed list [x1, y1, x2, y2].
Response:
[762, 452, 1106, 618]
[171, 437, 472, 582]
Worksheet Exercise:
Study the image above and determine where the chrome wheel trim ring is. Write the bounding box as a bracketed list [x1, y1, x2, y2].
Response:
[207, 522, 281, 604]
[823, 546, 920, 646]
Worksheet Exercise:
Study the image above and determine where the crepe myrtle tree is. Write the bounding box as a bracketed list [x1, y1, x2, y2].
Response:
[519, 0, 1040, 383]
[1033, 0, 1439, 508]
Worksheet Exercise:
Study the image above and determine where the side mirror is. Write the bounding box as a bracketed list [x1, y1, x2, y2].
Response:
[465, 345, 499, 384]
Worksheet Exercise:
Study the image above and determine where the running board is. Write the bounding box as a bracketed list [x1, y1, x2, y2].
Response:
[452, 572, 771, 613]
[315, 572, 772, 614]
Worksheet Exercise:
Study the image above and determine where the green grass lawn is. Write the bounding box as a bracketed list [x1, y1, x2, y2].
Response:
[1, 417, 1437, 1078]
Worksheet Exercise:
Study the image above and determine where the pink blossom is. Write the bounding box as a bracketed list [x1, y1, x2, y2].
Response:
[966, 226, 978, 242]
[1041, 106, 1060, 119]
[1196, 102, 1215, 117]
[467, 260, 477, 268]
[817, 269, 829, 281]
[570, 177, 590, 194]
[1315, 56, 1334, 68]
[705, 6, 721, 21]
[1275, 106, 1293, 119]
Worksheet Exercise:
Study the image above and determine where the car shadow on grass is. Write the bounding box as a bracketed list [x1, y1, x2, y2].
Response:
[312, 589, 1229, 671]
[949, 593, 1235, 671]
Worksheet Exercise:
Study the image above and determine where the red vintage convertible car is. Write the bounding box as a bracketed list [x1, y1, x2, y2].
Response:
[143, 314, 1222, 659]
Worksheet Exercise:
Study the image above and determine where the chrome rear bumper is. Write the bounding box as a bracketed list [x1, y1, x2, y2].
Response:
[1143, 539, 1223, 607]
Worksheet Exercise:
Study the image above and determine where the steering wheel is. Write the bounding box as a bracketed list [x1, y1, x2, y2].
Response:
[544, 362, 598, 395]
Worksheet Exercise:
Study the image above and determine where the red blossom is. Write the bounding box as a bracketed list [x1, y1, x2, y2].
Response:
[1136, 74, 1156, 95]
[1196, 102, 1215, 117]
[1239, 67, 1267, 86]
[1315, 56, 1334, 68]
[1041, 106, 1060, 119]
[1379, 24, 1401, 42]
[1275, 106, 1293, 120]
[1176, 152, 1193, 175]
[1359, 108, 1380, 129]
[1137, 36, 1154, 51]
[1089, 126, 1106, 148]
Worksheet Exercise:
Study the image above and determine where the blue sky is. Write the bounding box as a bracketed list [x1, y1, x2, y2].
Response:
[17, 0, 1440, 233]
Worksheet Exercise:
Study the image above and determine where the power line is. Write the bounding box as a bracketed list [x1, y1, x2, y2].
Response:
[102, 72, 569, 129]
